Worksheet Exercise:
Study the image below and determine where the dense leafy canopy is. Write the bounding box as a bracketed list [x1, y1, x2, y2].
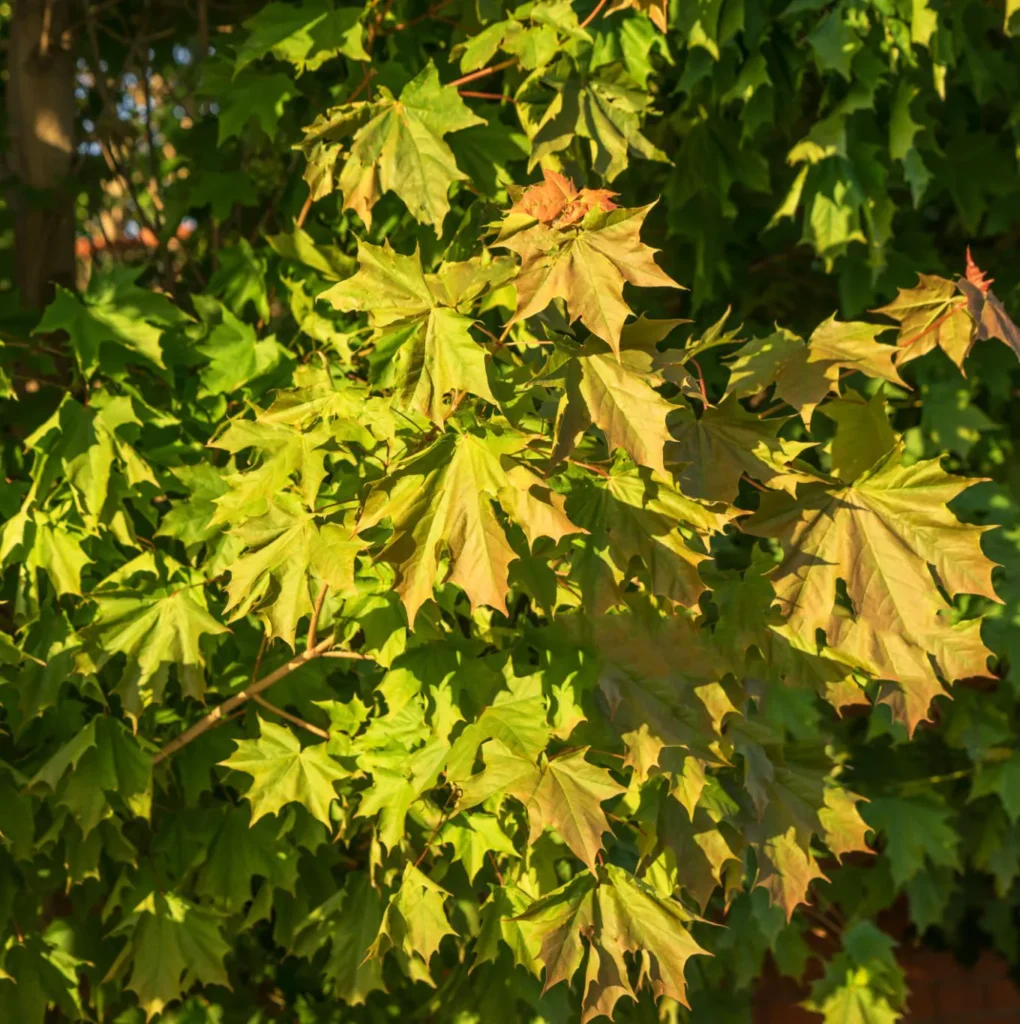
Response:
[2, 0, 1020, 1021]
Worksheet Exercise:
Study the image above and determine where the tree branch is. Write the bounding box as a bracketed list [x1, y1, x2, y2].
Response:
[447, 59, 516, 90]
[152, 633, 337, 765]
[579, 0, 611, 28]
[252, 695, 329, 740]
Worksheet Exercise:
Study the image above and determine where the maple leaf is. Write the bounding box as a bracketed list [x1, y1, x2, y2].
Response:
[803, 922, 907, 1024]
[592, 612, 732, 774]
[367, 864, 455, 979]
[223, 496, 362, 647]
[438, 812, 520, 881]
[566, 459, 728, 613]
[820, 388, 897, 483]
[458, 739, 625, 873]
[517, 59, 668, 182]
[872, 273, 977, 369]
[498, 199, 682, 358]
[955, 251, 1020, 359]
[554, 339, 680, 476]
[445, 667, 552, 783]
[357, 428, 580, 623]
[723, 328, 834, 426]
[323, 874, 386, 1003]
[83, 569, 229, 722]
[29, 716, 151, 836]
[744, 447, 999, 731]
[220, 718, 349, 828]
[667, 397, 820, 502]
[296, 61, 483, 228]
[515, 866, 707, 1017]
[33, 272, 191, 375]
[509, 168, 619, 227]
[235, 0, 369, 74]
[806, 317, 906, 388]
[108, 893, 232, 1021]
[323, 242, 495, 424]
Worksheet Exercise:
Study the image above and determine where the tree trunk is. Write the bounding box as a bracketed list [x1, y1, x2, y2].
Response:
[6, 0, 76, 311]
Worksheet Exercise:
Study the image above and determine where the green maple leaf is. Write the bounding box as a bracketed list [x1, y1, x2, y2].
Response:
[499, 202, 681, 358]
[34, 275, 189, 376]
[566, 459, 726, 613]
[83, 567, 229, 721]
[667, 397, 819, 503]
[971, 754, 1020, 823]
[323, 242, 495, 424]
[367, 863, 455, 977]
[445, 667, 553, 783]
[194, 805, 299, 911]
[518, 59, 668, 182]
[0, 934, 87, 1024]
[223, 497, 362, 647]
[321, 873, 386, 1004]
[236, 0, 368, 74]
[745, 447, 999, 730]
[220, 718, 349, 827]
[196, 304, 289, 397]
[297, 61, 483, 228]
[458, 740, 625, 873]
[438, 811, 520, 881]
[554, 340, 680, 476]
[0, 508, 91, 599]
[29, 716, 151, 836]
[108, 892, 232, 1021]
[862, 797, 960, 887]
[723, 327, 834, 426]
[820, 388, 897, 482]
[515, 866, 706, 1017]
[217, 69, 298, 143]
[357, 428, 580, 623]
[803, 922, 906, 1024]
[806, 969, 903, 1024]
[355, 738, 449, 849]
[208, 417, 332, 523]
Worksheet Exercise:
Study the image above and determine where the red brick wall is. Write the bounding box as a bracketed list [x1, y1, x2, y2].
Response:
[753, 948, 1020, 1023]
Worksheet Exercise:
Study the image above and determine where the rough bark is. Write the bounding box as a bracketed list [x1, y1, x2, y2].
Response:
[6, 0, 76, 310]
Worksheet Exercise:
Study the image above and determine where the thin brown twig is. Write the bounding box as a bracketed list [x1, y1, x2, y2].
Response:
[567, 457, 611, 478]
[741, 472, 769, 493]
[757, 400, 790, 419]
[689, 358, 709, 405]
[320, 649, 375, 660]
[414, 789, 457, 868]
[295, 192, 314, 230]
[251, 633, 268, 684]
[487, 849, 504, 886]
[252, 695, 330, 740]
[347, 66, 375, 103]
[448, 59, 516, 90]
[579, 0, 611, 29]
[459, 90, 516, 103]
